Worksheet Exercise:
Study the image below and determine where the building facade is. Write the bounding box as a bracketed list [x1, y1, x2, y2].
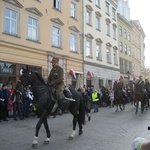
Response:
[83, 0, 120, 91]
[117, 0, 132, 85]
[0, 0, 83, 88]
[131, 20, 145, 79]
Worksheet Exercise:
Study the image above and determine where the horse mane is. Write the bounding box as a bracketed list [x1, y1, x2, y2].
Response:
[33, 71, 46, 85]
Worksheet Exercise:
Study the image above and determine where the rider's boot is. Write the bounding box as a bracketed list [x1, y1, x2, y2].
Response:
[57, 100, 63, 116]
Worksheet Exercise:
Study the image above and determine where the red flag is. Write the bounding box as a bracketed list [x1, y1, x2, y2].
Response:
[69, 68, 76, 79]
[87, 71, 93, 78]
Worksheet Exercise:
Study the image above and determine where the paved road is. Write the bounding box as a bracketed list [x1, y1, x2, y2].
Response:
[0, 104, 150, 150]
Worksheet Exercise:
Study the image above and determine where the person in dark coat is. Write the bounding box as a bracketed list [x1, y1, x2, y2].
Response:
[1, 84, 10, 121]
[81, 88, 91, 121]
[12, 81, 24, 120]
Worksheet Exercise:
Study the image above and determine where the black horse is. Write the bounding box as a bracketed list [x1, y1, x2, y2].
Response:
[113, 82, 125, 112]
[19, 67, 85, 147]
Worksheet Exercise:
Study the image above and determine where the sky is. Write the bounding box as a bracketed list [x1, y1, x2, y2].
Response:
[128, 0, 150, 67]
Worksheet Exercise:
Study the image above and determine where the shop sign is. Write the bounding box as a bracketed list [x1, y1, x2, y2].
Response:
[0, 67, 13, 74]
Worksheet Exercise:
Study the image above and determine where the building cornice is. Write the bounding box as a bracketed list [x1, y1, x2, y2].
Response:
[4, 0, 23, 8]
[117, 13, 132, 28]
[84, 61, 120, 71]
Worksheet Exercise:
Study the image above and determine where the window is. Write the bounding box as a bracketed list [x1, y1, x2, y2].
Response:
[86, 40, 91, 57]
[96, 16, 100, 30]
[112, 8, 116, 20]
[120, 42, 123, 52]
[128, 47, 131, 56]
[119, 26, 122, 36]
[4, 8, 18, 35]
[53, 0, 61, 10]
[27, 17, 38, 41]
[105, 2, 109, 15]
[52, 26, 61, 47]
[106, 22, 110, 36]
[124, 60, 127, 73]
[124, 44, 127, 54]
[70, 33, 77, 52]
[95, 0, 100, 7]
[124, 29, 127, 39]
[71, 2, 76, 18]
[106, 48, 111, 63]
[113, 50, 117, 65]
[113, 26, 116, 39]
[86, 11, 91, 25]
[128, 32, 130, 41]
[96, 44, 102, 60]
[120, 58, 124, 73]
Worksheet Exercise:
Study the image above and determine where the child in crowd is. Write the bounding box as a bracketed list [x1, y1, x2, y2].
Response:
[109, 88, 114, 108]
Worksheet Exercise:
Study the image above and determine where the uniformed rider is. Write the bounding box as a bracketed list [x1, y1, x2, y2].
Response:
[47, 57, 65, 114]
[117, 76, 124, 90]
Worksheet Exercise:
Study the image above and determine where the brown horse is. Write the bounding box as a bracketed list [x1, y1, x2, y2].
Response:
[133, 80, 147, 114]
[113, 81, 125, 112]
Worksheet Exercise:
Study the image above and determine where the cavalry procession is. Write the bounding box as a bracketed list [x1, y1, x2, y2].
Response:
[1, 58, 150, 150]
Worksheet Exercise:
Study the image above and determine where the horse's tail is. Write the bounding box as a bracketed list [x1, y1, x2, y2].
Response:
[79, 96, 85, 125]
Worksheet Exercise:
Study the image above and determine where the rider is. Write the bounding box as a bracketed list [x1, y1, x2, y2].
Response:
[145, 78, 150, 90]
[47, 57, 65, 115]
[117, 76, 125, 89]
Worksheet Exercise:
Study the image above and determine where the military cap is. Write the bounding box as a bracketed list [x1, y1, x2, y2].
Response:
[51, 57, 59, 63]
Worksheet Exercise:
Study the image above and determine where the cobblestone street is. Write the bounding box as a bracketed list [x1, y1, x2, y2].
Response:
[0, 104, 150, 150]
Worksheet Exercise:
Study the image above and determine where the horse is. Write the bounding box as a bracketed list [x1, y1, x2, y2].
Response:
[19, 67, 85, 148]
[145, 81, 150, 108]
[113, 81, 126, 112]
[133, 80, 148, 114]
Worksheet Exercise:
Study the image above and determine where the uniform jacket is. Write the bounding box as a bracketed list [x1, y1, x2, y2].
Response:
[48, 65, 64, 88]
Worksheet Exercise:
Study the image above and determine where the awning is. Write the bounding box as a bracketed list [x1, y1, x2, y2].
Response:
[87, 71, 93, 78]
[69, 68, 76, 79]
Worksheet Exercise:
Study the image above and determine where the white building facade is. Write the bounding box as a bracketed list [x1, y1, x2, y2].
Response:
[83, 0, 120, 91]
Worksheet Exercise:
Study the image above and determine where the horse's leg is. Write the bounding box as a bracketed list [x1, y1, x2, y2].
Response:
[119, 98, 123, 111]
[116, 100, 118, 112]
[77, 114, 83, 135]
[43, 117, 51, 144]
[122, 98, 125, 110]
[32, 110, 48, 147]
[68, 115, 78, 140]
[135, 100, 138, 114]
[141, 98, 145, 113]
[86, 112, 91, 121]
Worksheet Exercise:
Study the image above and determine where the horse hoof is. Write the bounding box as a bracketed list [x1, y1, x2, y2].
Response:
[43, 141, 50, 145]
[32, 143, 38, 148]
[79, 130, 83, 135]
[43, 137, 50, 145]
[88, 116, 91, 121]
[68, 136, 74, 140]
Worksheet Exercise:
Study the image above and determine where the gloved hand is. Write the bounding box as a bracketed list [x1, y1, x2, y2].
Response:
[48, 83, 53, 87]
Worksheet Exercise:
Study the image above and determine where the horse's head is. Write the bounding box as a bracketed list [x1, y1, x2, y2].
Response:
[19, 66, 32, 86]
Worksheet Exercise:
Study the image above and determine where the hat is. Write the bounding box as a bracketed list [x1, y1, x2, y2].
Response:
[132, 137, 147, 150]
[51, 57, 59, 63]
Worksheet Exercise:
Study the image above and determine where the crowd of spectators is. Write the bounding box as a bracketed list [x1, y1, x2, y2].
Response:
[0, 83, 33, 122]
